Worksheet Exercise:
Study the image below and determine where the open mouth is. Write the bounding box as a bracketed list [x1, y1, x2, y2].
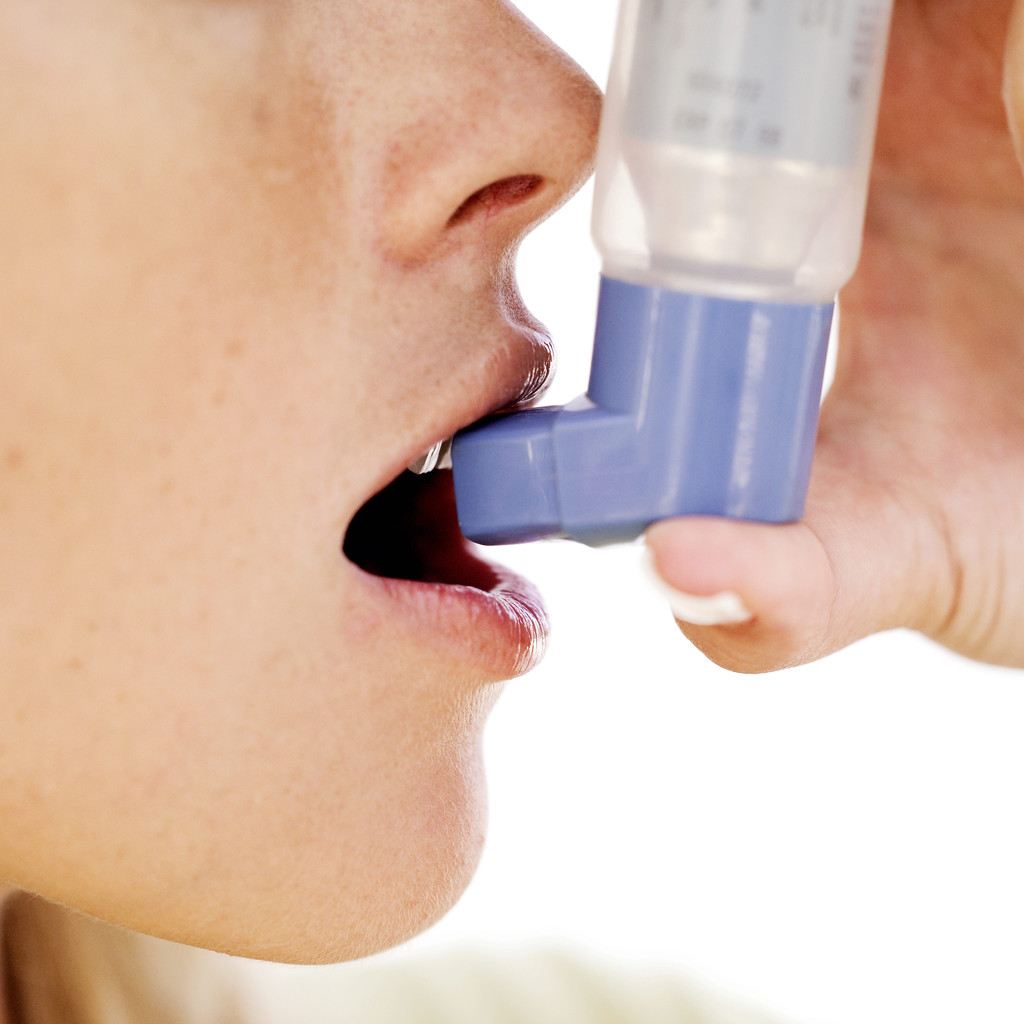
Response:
[343, 464, 548, 676]
[343, 468, 501, 591]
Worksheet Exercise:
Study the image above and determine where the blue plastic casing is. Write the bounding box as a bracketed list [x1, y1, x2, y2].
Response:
[452, 276, 833, 547]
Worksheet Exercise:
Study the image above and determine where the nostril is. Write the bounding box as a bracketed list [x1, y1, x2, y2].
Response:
[447, 174, 544, 228]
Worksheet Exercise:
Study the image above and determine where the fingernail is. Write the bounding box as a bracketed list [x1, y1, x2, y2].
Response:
[663, 589, 753, 626]
[644, 555, 753, 626]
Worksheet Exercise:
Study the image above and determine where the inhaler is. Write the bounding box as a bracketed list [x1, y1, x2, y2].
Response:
[452, 0, 893, 546]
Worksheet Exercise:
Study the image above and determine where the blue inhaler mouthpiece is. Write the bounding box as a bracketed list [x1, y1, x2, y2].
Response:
[451, 276, 832, 547]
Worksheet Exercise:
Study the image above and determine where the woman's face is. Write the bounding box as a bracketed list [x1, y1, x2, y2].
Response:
[0, 0, 598, 961]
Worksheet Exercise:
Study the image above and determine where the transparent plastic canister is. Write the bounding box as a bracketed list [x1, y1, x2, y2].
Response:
[451, 0, 893, 546]
[594, 0, 893, 303]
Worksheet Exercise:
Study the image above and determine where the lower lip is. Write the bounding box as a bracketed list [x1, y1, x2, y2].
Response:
[348, 558, 549, 682]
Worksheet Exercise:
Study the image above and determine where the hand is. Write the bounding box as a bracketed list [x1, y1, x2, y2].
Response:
[647, 0, 1024, 672]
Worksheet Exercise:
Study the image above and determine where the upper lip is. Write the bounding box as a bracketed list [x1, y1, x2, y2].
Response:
[365, 317, 554, 508]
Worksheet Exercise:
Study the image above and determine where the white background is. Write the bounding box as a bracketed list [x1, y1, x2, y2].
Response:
[276, 5, 1024, 1023]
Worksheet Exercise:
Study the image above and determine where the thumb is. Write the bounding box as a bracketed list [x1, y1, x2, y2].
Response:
[645, 460, 955, 673]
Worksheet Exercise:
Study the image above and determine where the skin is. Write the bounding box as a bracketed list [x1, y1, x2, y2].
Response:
[0, 0, 598, 963]
[648, 0, 1024, 673]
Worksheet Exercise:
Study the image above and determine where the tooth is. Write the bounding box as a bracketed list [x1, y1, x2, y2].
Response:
[408, 437, 453, 475]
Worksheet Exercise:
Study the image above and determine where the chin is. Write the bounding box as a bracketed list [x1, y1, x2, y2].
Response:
[210, 734, 491, 967]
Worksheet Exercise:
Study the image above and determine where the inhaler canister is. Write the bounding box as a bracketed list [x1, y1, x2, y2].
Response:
[453, 0, 893, 546]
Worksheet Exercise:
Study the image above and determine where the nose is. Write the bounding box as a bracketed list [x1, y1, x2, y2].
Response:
[368, 0, 602, 262]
